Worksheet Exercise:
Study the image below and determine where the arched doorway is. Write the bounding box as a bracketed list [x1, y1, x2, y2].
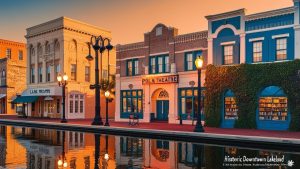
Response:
[151, 89, 169, 121]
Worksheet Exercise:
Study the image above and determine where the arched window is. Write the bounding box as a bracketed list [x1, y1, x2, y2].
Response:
[45, 41, 50, 54]
[258, 86, 288, 121]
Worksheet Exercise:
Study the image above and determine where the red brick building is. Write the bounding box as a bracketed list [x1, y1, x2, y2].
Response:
[115, 24, 207, 124]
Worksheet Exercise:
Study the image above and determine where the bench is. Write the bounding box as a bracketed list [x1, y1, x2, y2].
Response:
[129, 113, 139, 126]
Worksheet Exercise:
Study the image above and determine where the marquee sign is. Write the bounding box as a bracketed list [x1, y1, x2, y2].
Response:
[142, 75, 179, 85]
[22, 87, 62, 96]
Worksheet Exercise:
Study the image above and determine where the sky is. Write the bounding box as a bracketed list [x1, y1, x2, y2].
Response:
[0, 0, 293, 45]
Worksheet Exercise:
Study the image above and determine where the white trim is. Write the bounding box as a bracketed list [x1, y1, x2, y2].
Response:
[212, 24, 241, 38]
[246, 25, 293, 34]
[117, 55, 145, 61]
[272, 33, 290, 39]
[220, 41, 236, 46]
[174, 47, 208, 54]
[249, 37, 265, 42]
[149, 51, 169, 56]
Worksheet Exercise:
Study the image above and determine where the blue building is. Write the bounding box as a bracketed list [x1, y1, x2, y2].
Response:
[205, 0, 300, 130]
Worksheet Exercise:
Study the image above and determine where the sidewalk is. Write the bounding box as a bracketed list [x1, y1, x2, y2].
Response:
[1, 115, 300, 140]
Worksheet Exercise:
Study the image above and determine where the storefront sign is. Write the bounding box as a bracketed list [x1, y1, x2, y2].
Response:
[22, 87, 62, 96]
[142, 75, 179, 85]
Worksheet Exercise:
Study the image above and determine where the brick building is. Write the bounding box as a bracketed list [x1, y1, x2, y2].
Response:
[0, 39, 27, 115]
[115, 24, 207, 124]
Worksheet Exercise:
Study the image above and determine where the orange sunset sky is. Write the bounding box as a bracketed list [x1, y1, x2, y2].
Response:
[0, 0, 293, 45]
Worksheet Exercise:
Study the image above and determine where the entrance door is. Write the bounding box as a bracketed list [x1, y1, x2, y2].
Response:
[156, 100, 169, 121]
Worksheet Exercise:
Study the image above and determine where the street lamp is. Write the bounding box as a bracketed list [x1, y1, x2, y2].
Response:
[57, 73, 68, 123]
[104, 91, 110, 126]
[58, 131, 67, 168]
[86, 35, 113, 125]
[194, 56, 204, 132]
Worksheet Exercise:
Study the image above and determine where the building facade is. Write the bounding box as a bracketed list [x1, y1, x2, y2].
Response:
[0, 39, 27, 115]
[205, 0, 300, 130]
[115, 24, 208, 124]
[16, 17, 116, 119]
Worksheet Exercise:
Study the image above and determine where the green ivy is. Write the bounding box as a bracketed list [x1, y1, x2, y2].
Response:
[204, 60, 300, 131]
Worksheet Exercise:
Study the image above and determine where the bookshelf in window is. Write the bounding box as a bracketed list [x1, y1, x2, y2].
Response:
[259, 97, 288, 121]
[224, 97, 238, 120]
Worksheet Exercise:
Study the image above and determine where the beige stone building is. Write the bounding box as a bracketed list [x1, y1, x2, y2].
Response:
[0, 39, 27, 115]
[16, 17, 116, 119]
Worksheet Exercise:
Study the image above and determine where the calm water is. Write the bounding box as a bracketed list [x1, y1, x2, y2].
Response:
[0, 125, 299, 169]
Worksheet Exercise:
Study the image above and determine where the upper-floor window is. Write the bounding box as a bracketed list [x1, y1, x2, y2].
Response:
[276, 38, 287, 61]
[55, 64, 60, 79]
[45, 42, 50, 54]
[156, 26, 162, 36]
[126, 59, 139, 76]
[18, 50, 23, 60]
[185, 51, 202, 71]
[149, 55, 169, 74]
[71, 64, 76, 80]
[223, 45, 233, 65]
[1, 69, 6, 86]
[6, 48, 11, 59]
[46, 65, 51, 82]
[31, 67, 35, 83]
[38, 66, 43, 83]
[85, 66, 90, 82]
[253, 41, 262, 63]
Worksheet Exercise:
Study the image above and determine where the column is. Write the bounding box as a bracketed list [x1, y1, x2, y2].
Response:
[34, 44, 38, 84]
[207, 38, 213, 65]
[143, 84, 151, 123]
[294, 1, 300, 59]
[115, 74, 121, 121]
[240, 33, 246, 63]
[51, 39, 55, 82]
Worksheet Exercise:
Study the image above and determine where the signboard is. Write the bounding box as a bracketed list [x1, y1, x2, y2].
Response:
[142, 75, 179, 85]
[22, 87, 62, 96]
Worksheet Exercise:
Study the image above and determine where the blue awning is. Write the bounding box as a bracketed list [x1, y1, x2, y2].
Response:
[12, 96, 38, 103]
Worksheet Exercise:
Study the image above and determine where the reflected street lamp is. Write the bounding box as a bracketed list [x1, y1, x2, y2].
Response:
[87, 35, 113, 125]
[57, 73, 68, 123]
[194, 56, 204, 132]
[58, 131, 67, 168]
[104, 91, 110, 126]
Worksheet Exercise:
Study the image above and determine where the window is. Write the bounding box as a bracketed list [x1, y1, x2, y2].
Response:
[179, 88, 205, 120]
[71, 64, 76, 80]
[85, 66, 90, 82]
[38, 67, 43, 83]
[55, 64, 60, 79]
[56, 99, 60, 113]
[223, 45, 233, 65]
[18, 50, 23, 60]
[121, 90, 143, 117]
[253, 41, 262, 62]
[1, 70, 6, 86]
[185, 51, 202, 71]
[276, 38, 287, 60]
[31, 67, 35, 83]
[103, 69, 108, 79]
[156, 26, 162, 36]
[259, 97, 288, 121]
[224, 97, 238, 120]
[46, 66, 51, 82]
[6, 48, 11, 59]
[69, 94, 84, 114]
[126, 59, 139, 76]
[149, 55, 169, 74]
[45, 42, 50, 54]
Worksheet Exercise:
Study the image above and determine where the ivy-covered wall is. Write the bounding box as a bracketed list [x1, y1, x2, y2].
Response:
[204, 60, 300, 131]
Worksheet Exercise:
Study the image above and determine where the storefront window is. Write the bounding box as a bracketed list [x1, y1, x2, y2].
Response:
[224, 90, 238, 120]
[179, 88, 204, 120]
[121, 90, 143, 117]
[259, 97, 288, 121]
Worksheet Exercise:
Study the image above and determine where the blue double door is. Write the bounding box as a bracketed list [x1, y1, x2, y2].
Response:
[156, 100, 169, 121]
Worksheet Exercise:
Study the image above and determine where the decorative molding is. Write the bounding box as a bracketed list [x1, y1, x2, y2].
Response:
[149, 52, 169, 56]
[220, 41, 236, 46]
[246, 25, 294, 34]
[117, 55, 145, 61]
[116, 42, 145, 52]
[212, 24, 241, 38]
[249, 37, 265, 42]
[272, 33, 290, 39]
[245, 7, 296, 21]
[173, 31, 208, 44]
[205, 8, 245, 21]
[174, 47, 208, 54]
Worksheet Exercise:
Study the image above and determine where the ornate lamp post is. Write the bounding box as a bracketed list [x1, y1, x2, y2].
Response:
[57, 74, 68, 123]
[86, 35, 113, 125]
[194, 56, 204, 132]
[104, 91, 110, 126]
[58, 131, 68, 168]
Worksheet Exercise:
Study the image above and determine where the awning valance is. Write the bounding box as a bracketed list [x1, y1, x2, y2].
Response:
[12, 96, 38, 103]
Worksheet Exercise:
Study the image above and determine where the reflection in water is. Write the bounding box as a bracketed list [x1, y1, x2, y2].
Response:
[0, 125, 299, 169]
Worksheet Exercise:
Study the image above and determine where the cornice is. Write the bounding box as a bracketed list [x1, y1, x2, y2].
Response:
[205, 9, 245, 21]
[245, 7, 296, 21]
